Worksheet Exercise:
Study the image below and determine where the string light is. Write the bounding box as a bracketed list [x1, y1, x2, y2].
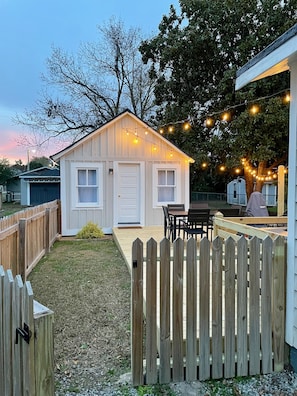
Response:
[249, 104, 260, 115]
[158, 88, 290, 133]
[183, 122, 191, 131]
[221, 111, 231, 122]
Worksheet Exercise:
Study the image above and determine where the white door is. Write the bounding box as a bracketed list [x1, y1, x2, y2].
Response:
[117, 163, 141, 224]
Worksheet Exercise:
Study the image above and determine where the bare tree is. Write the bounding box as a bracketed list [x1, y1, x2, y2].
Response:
[15, 19, 156, 147]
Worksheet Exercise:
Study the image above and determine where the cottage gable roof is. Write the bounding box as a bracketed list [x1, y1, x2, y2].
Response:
[236, 23, 297, 90]
[51, 109, 194, 162]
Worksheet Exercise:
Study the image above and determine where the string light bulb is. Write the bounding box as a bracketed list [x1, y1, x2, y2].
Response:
[205, 117, 215, 127]
[249, 104, 260, 115]
[283, 93, 291, 103]
[221, 111, 231, 122]
[183, 122, 191, 131]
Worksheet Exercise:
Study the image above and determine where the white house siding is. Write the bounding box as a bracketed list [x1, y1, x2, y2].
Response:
[57, 112, 192, 236]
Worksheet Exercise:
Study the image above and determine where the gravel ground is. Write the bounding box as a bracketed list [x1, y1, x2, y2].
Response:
[28, 238, 297, 396]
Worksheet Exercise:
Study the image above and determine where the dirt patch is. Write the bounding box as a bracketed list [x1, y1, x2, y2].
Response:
[28, 239, 131, 394]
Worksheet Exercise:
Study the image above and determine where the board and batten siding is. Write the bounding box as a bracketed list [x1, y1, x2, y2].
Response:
[58, 113, 192, 236]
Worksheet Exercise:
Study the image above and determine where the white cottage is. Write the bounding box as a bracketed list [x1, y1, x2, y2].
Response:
[51, 109, 194, 235]
[235, 24, 297, 366]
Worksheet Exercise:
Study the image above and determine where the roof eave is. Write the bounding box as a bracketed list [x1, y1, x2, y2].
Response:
[235, 24, 297, 90]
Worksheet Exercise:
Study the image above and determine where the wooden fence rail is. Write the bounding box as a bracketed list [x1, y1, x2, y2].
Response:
[0, 200, 60, 279]
[131, 235, 287, 386]
[0, 266, 54, 396]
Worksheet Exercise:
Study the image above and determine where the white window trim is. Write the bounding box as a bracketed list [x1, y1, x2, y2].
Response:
[152, 163, 181, 207]
[71, 162, 103, 208]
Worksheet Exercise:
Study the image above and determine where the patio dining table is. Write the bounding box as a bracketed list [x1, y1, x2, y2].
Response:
[168, 209, 188, 241]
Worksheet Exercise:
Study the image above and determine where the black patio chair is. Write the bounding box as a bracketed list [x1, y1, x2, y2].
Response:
[162, 205, 174, 239]
[179, 208, 211, 239]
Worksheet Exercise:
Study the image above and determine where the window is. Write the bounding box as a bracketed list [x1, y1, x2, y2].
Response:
[158, 169, 175, 202]
[77, 169, 97, 203]
[153, 164, 181, 206]
[72, 163, 102, 207]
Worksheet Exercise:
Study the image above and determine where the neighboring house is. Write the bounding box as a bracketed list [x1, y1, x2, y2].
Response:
[51, 109, 194, 235]
[227, 177, 277, 206]
[235, 24, 297, 366]
[19, 167, 60, 206]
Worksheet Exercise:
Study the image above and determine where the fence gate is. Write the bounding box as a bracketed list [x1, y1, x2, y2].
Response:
[131, 236, 286, 386]
[0, 266, 54, 396]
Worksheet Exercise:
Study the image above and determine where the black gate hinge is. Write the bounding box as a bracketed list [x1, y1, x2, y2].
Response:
[16, 323, 32, 344]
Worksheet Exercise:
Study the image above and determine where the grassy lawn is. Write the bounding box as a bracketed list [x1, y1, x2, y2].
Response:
[0, 202, 24, 217]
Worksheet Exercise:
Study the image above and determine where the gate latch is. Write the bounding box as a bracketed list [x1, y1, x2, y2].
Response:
[16, 323, 32, 344]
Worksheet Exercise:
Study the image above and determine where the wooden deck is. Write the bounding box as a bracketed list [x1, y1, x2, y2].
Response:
[113, 226, 164, 272]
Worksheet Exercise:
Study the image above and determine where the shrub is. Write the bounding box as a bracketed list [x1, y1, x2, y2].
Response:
[76, 221, 104, 239]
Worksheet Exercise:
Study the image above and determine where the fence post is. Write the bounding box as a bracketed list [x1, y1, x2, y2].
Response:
[45, 208, 50, 254]
[273, 236, 286, 371]
[57, 200, 62, 235]
[131, 238, 144, 386]
[19, 218, 27, 280]
[34, 301, 54, 395]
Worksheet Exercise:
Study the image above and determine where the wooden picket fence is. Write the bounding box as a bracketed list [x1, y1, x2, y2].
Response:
[131, 235, 286, 386]
[0, 200, 61, 279]
[0, 266, 54, 396]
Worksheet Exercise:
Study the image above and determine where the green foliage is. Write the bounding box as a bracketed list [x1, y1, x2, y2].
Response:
[0, 158, 15, 185]
[140, 0, 297, 191]
[29, 156, 51, 170]
[76, 221, 104, 239]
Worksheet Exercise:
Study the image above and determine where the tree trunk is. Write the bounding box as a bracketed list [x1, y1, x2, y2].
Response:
[244, 160, 266, 201]
[244, 171, 254, 201]
[254, 160, 266, 193]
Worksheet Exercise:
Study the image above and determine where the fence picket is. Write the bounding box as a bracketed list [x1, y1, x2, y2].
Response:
[249, 237, 261, 375]
[159, 238, 171, 384]
[172, 238, 184, 382]
[13, 275, 23, 395]
[131, 235, 287, 386]
[261, 237, 273, 374]
[211, 237, 223, 379]
[199, 237, 211, 381]
[224, 237, 236, 378]
[131, 238, 144, 386]
[237, 236, 248, 376]
[186, 237, 197, 381]
[146, 238, 158, 384]
[3, 269, 14, 395]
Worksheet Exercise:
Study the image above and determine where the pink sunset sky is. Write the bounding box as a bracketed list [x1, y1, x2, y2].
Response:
[0, 0, 180, 165]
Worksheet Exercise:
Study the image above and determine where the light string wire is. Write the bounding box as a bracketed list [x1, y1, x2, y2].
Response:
[158, 88, 290, 131]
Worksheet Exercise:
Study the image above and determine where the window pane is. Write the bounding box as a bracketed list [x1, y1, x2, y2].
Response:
[78, 187, 97, 203]
[88, 170, 97, 185]
[167, 170, 175, 185]
[158, 170, 166, 185]
[78, 170, 86, 185]
[158, 186, 175, 202]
